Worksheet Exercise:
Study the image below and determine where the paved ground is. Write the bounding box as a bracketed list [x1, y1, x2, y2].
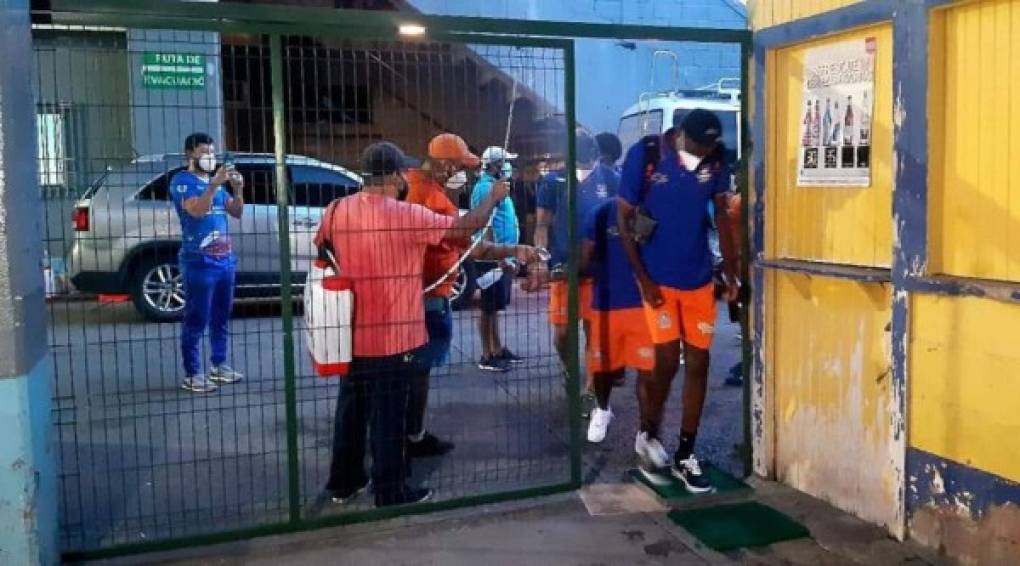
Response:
[47, 285, 744, 553]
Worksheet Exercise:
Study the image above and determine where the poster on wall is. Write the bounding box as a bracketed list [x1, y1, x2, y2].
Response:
[797, 37, 876, 187]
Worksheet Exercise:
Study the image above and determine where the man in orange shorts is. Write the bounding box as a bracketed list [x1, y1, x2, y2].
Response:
[580, 198, 654, 443]
[534, 130, 618, 412]
[617, 110, 740, 491]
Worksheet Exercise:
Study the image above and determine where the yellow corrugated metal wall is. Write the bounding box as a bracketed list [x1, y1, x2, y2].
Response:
[910, 294, 1020, 486]
[766, 24, 893, 266]
[929, 0, 1020, 281]
[767, 272, 898, 530]
[751, 0, 861, 29]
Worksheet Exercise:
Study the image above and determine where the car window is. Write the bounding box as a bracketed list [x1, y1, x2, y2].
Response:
[136, 167, 185, 201]
[238, 163, 276, 205]
[290, 164, 359, 208]
[618, 110, 662, 155]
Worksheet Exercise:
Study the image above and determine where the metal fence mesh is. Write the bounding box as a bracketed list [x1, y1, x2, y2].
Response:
[39, 25, 573, 553]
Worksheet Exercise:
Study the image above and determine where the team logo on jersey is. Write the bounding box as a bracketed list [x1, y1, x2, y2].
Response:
[638, 347, 654, 359]
[607, 225, 620, 238]
[595, 183, 608, 198]
[649, 172, 669, 185]
[175, 184, 189, 193]
[696, 167, 713, 184]
[657, 312, 672, 330]
[697, 322, 715, 335]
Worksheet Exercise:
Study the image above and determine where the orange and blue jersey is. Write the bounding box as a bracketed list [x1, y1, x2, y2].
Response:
[618, 143, 730, 291]
[537, 163, 619, 268]
[583, 199, 641, 311]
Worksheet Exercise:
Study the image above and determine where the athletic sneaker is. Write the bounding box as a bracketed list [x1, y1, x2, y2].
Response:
[634, 431, 671, 485]
[408, 432, 455, 458]
[377, 487, 432, 508]
[587, 407, 613, 443]
[181, 375, 217, 393]
[497, 348, 525, 365]
[209, 365, 244, 384]
[478, 356, 510, 373]
[671, 454, 713, 494]
[330, 480, 370, 504]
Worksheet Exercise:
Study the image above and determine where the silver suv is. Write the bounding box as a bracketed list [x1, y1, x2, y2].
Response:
[66, 153, 362, 322]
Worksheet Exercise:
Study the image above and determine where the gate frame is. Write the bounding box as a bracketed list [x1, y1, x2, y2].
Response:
[42, 0, 752, 560]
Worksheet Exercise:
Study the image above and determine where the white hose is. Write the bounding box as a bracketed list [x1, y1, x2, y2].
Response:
[421, 78, 519, 296]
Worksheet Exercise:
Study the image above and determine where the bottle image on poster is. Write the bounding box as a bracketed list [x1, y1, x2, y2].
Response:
[797, 36, 876, 187]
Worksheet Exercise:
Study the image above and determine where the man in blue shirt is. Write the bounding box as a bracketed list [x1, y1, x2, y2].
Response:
[470, 147, 521, 372]
[170, 133, 246, 393]
[580, 198, 654, 445]
[616, 110, 740, 493]
[534, 130, 618, 407]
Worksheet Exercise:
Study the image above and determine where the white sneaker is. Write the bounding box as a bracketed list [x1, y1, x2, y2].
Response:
[209, 365, 244, 384]
[634, 431, 671, 485]
[587, 407, 613, 443]
[181, 375, 217, 393]
[671, 454, 714, 494]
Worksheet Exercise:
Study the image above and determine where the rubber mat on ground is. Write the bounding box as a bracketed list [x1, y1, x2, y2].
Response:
[668, 501, 810, 551]
[628, 463, 749, 500]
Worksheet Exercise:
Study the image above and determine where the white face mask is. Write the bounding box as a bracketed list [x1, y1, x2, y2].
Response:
[198, 153, 217, 173]
[677, 150, 702, 172]
[576, 168, 593, 182]
[445, 171, 467, 190]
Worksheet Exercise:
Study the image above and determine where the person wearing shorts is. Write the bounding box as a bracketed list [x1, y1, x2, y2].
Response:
[616, 109, 740, 493]
[581, 199, 655, 444]
[534, 130, 618, 394]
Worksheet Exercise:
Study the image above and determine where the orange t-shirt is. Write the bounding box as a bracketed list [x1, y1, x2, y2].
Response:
[405, 169, 468, 298]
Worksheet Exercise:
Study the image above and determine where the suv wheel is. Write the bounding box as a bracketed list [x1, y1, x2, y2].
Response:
[131, 256, 186, 322]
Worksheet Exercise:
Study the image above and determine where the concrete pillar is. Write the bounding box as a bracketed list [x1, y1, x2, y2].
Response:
[0, 1, 59, 564]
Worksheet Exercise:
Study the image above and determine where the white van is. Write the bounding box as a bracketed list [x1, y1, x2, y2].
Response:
[617, 79, 742, 165]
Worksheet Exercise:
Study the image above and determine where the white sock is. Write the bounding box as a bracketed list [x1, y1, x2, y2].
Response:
[408, 430, 426, 443]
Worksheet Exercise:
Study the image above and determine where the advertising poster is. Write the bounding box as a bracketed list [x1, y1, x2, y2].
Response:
[797, 37, 876, 187]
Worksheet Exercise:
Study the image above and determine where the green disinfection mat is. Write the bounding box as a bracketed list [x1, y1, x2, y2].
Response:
[668, 501, 810, 551]
[628, 464, 750, 501]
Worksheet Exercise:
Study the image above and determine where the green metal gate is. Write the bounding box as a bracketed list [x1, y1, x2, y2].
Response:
[34, 1, 751, 560]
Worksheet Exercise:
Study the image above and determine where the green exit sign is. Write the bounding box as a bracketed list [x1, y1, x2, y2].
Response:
[142, 52, 207, 89]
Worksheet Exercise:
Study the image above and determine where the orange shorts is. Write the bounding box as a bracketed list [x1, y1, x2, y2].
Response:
[586, 308, 655, 373]
[642, 283, 717, 350]
[549, 279, 593, 326]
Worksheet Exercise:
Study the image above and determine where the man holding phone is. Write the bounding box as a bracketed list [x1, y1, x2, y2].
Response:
[170, 132, 245, 393]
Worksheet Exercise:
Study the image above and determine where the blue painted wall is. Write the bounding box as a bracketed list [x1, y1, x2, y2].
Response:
[408, 0, 747, 135]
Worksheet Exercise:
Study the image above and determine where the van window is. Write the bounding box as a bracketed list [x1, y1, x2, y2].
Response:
[618, 110, 662, 155]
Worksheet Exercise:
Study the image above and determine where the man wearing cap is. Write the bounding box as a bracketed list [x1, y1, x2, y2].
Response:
[470, 146, 522, 372]
[404, 133, 540, 461]
[616, 109, 739, 493]
[315, 141, 512, 507]
[533, 130, 619, 408]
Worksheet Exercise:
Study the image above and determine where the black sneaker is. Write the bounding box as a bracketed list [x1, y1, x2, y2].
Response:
[408, 432, 455, 458]
[376, 487, 433, 508]
[478, 356, 510, 373]
[329, 480, 370, 504]
[671, 454, 713, 494]
[497, 348, 525, 365]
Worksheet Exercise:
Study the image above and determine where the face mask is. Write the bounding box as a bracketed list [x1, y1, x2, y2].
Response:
[677, 150, 702, 172]
[501, 162, 513, 179]
[197, 153, 217, 173]
[445, 171, 467, 191]
[576, 168, 593, 182]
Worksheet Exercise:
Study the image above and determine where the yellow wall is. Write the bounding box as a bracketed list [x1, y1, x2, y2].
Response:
[910, 294, 1020, 484]
[768, 272, 899, 530]
[750, 0, 861, 30]
[929, 0, 1020, 283]
[766, 24, 893, 267]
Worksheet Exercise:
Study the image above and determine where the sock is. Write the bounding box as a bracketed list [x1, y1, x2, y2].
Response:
[677, 429, 697, 461]
[408, 429, 426, 443]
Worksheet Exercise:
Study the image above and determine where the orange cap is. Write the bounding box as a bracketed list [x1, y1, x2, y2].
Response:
[428, 133, 480, 168]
